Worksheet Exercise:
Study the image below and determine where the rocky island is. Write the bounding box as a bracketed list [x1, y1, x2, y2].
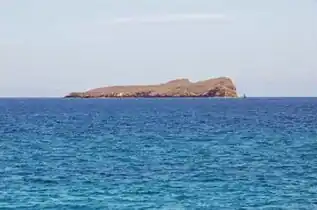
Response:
[65, 77, 238, 98]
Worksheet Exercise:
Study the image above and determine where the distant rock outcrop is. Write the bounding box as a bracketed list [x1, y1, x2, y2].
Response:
[65, 77, 238, 98]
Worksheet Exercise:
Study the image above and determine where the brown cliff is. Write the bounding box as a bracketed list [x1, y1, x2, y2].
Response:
[65, 77, 238, 98]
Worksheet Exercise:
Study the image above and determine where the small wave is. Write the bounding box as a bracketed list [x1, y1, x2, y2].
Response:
[159, 203, 186, 210]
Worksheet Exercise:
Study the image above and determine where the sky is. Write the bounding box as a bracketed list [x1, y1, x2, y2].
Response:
[1, 0, 316, 97]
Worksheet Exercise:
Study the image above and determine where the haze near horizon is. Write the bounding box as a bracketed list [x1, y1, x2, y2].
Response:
[1, 0, 316, 97]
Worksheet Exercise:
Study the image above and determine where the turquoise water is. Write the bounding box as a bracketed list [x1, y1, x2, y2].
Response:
[1, 98, 317, 209]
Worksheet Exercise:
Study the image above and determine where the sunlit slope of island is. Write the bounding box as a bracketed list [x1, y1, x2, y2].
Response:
[65, 77, 238, 98]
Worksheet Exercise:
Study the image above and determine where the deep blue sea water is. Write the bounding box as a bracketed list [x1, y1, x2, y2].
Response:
[1, 98, 317, 209]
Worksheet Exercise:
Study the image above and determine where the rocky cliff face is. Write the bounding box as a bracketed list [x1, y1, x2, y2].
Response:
[65, 77, 238, 98]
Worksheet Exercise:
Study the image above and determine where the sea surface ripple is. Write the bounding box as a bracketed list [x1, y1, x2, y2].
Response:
[0, 98, 317, 209]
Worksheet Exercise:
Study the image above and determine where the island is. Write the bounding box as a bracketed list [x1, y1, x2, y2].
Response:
[65, 77, 238, 98]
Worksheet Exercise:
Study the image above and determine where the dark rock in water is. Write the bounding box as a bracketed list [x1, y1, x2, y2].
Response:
[65, 77, 238, 98]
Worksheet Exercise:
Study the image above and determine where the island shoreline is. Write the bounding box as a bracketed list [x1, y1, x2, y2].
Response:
[65, 77, 238, 98]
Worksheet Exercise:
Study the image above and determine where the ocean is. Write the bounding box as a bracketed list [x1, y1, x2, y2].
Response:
[0, 98, 317, 209]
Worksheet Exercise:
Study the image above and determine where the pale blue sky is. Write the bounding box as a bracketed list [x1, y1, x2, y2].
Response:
[1, 0, 316, 97]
